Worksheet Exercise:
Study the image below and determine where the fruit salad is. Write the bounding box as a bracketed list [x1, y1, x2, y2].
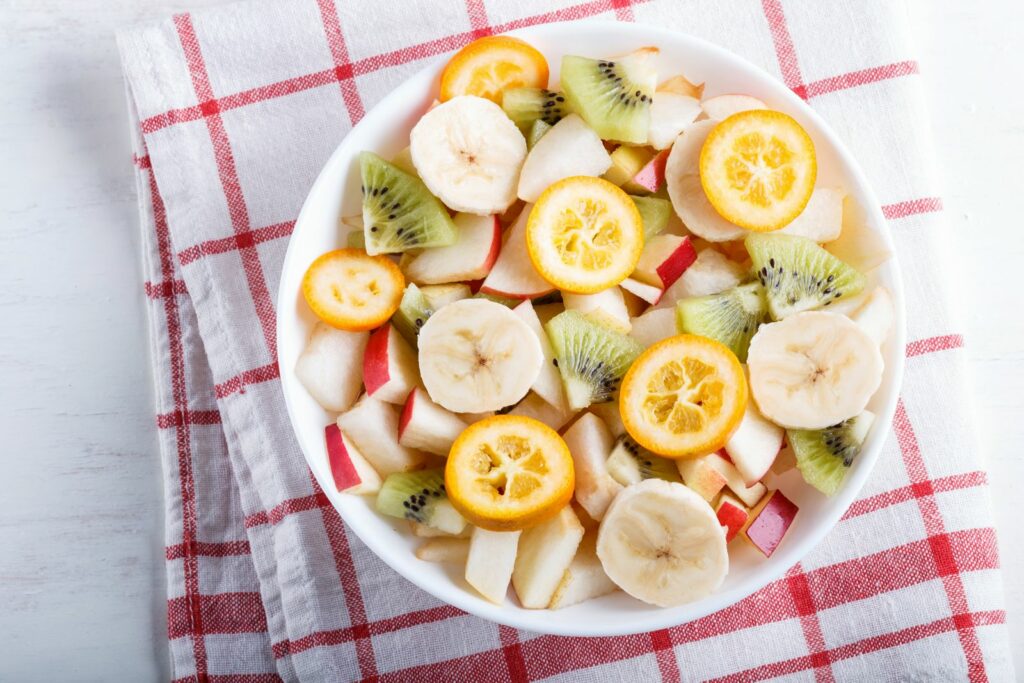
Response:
[294, 35, 896, 610]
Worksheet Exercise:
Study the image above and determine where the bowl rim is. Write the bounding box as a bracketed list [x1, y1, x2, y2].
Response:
[276, 18, 906, 637]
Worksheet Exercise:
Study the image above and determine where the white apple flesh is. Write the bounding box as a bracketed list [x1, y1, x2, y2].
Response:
[701, 94, 767, 121]
[632, 234, 697, 290]
[512, 300, 569, 413]
[725, 398, 784, 486]
[561, 412, 621, 520]
[324, 423, 382, 495]
[548, 531, 618, 609]
[628, 307, 677, 347]
[654, 249, 746, 310]
[397, 387, 468, 456]
[648, 91, 702, 150]
[562, 288, 631, 334]
[676, 455, 728, 502]
[512, 506, 585, 608]
[363, 324, 421, 404]
[405, 213, 501, 284]
[508, 391, 574, 431]
[620, 278, 663, 306]
[778, 188, 845, 242]
[480, 207, 555, 299]
[517, 114, 612, 203]
[295, 322, 368, 412]
[336, 394, 426, 475]
[850, 287, 895, 346]
[466, 527, 521, 604]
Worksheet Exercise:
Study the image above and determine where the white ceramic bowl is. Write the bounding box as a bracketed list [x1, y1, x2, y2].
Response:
[277, 20, 905, 637]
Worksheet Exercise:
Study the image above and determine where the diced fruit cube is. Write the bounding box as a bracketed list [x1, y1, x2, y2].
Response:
[704, 451, 768, 507]
[376, 469, 466, 534]
[587, 401, 626, 438]
[647, 92, 701, 150]
[620, 278, 662, 306]
[724, 395, 784, 485]
[741, 489, 798, 557]
[633, 234, 697, 290]
[603, 145, 654, 188]
[295, 322, 368, 412]
[398, 387, 468, 456]
[561, 413, 621, 520]
[512, 506, 585, 608]
[363, 324, 421, 404]
[410, 520, 470, 538]
[849, 287, 894, 346]
[771, 445, 797, 475]
[824, 195, 893, 273]
[324, 423, 381, 494]
[517, 114, 612, 203]
[654, 248, 746, 310]
[778, 188, 844, 242]
[548, 531, 618, 609]
[562, 288, 631, 334]
[512, 300, 570, 413]
[628, 307, 676, 347]
[337, 395, 426, 475]
[466, 527, 521, 604]
[659, 73, 704, 99]
[480, 208, 556, 299]
[628, 149, 670, 194]
[415, 537, 470, 563]
[508, 391, 574, 431]
[676, 455, 728, 502]
[715, 493, 748, 542]
[405, 213, 502, 284]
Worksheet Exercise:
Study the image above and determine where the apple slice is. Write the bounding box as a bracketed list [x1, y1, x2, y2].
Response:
[725, 397, 784, 486]
[324, 423, 381, 494]
[628, 149, 670, 194]
[825, 195, 893, 272]
[778, 188, 844, 242]
[562, 413, 622, 520]
[587, 401, 626, 439]
[405, 213, 501, 284]
[512, 300, 569, 412]
[659, 73, 705, 99]
[415, 537, 470, 564]
[742, 489, 798, 557]
[705, 452, 768, 507]
[508, 391, 574, 431]
[620, 278, 663, 306]
[654, 249, 746, 310]
[771, 445, 797, 475]
[648, 92, 702, 150]
[480, 207, 556, 299]
[715, 493, 748, 542]
[619, 285, 650, 318]
[398, 387, 468, 456]
[295, 323, 368, 412]
[363, 324, 421, 404]
[410, 520, 471, 538]
[701, 94, 767, 121]
[517, 114, 612, 202]
[850, 287, 894, 345]
[633, 234, 697, 290]
[603, 145, 654, 190]
[337, 395, 426, 475]
[512, 506, 585, 608]
[629, 307, 677, 348]
[548, 531, 618, 609]
[562, 288, 631, 334]
[466, 527, 521, 604]
[676, 455, 728, 502]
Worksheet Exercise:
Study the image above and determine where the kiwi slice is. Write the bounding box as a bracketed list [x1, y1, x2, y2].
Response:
[606, 435, 681, 486]
[545, 311, 643, 411]
[789, 411, 875, 496]
[527, 119, 552, 150]
[560, 53, 655, 144]
[392, 283, 470, 347]
[676, 283, 768, 362]
[376, 469, 465, 534]
[359, 151, 457, 255]
[746, 233, 866, 320]
[502, 88, 569, 132]
[630, 195, 672, 239]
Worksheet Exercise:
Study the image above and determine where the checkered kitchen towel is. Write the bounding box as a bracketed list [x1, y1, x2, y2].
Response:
[119, 0, 1015, 680]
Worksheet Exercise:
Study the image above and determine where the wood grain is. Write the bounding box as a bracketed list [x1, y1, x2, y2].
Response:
[0, 0, 1019, 679]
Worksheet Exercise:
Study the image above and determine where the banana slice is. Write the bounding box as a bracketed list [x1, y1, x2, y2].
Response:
[597, 479, 728, 607]
[665, 120, 747, 242]
[410, 96, 527, 215]
[417, 298, 543, 412]
[747, 311, 884, 430]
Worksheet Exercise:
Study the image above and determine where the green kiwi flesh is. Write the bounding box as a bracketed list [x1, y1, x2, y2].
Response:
[630, 195, 672, 239]
[789, 411, 875, 496]
[527, 119, 552, 150]
[746, 233, 866, 320]
[545, 311, 643, 411]
[560, 54, 655, 144]
[359, 151, 457, 255]
[502, 88, 569, 132]
[376, 469, 465, 534]
[606, 435, 681, 486]
[676, 282, 768, 362]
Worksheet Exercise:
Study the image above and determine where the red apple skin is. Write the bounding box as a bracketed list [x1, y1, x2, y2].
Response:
[362, 325, 392, 396]
[656, 236, 697, 289]
[325, 423, 362, 491]
[631, 149, 670, 193]
[480, 217, 502, 275]
[397, 388, 417, 439]
[743, 490, 798, 557]
[716, 498, 748, 542]
[466, 279, 485, 294]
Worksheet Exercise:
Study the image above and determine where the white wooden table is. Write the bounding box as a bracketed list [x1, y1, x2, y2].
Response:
[0, 1, 1019, 679]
